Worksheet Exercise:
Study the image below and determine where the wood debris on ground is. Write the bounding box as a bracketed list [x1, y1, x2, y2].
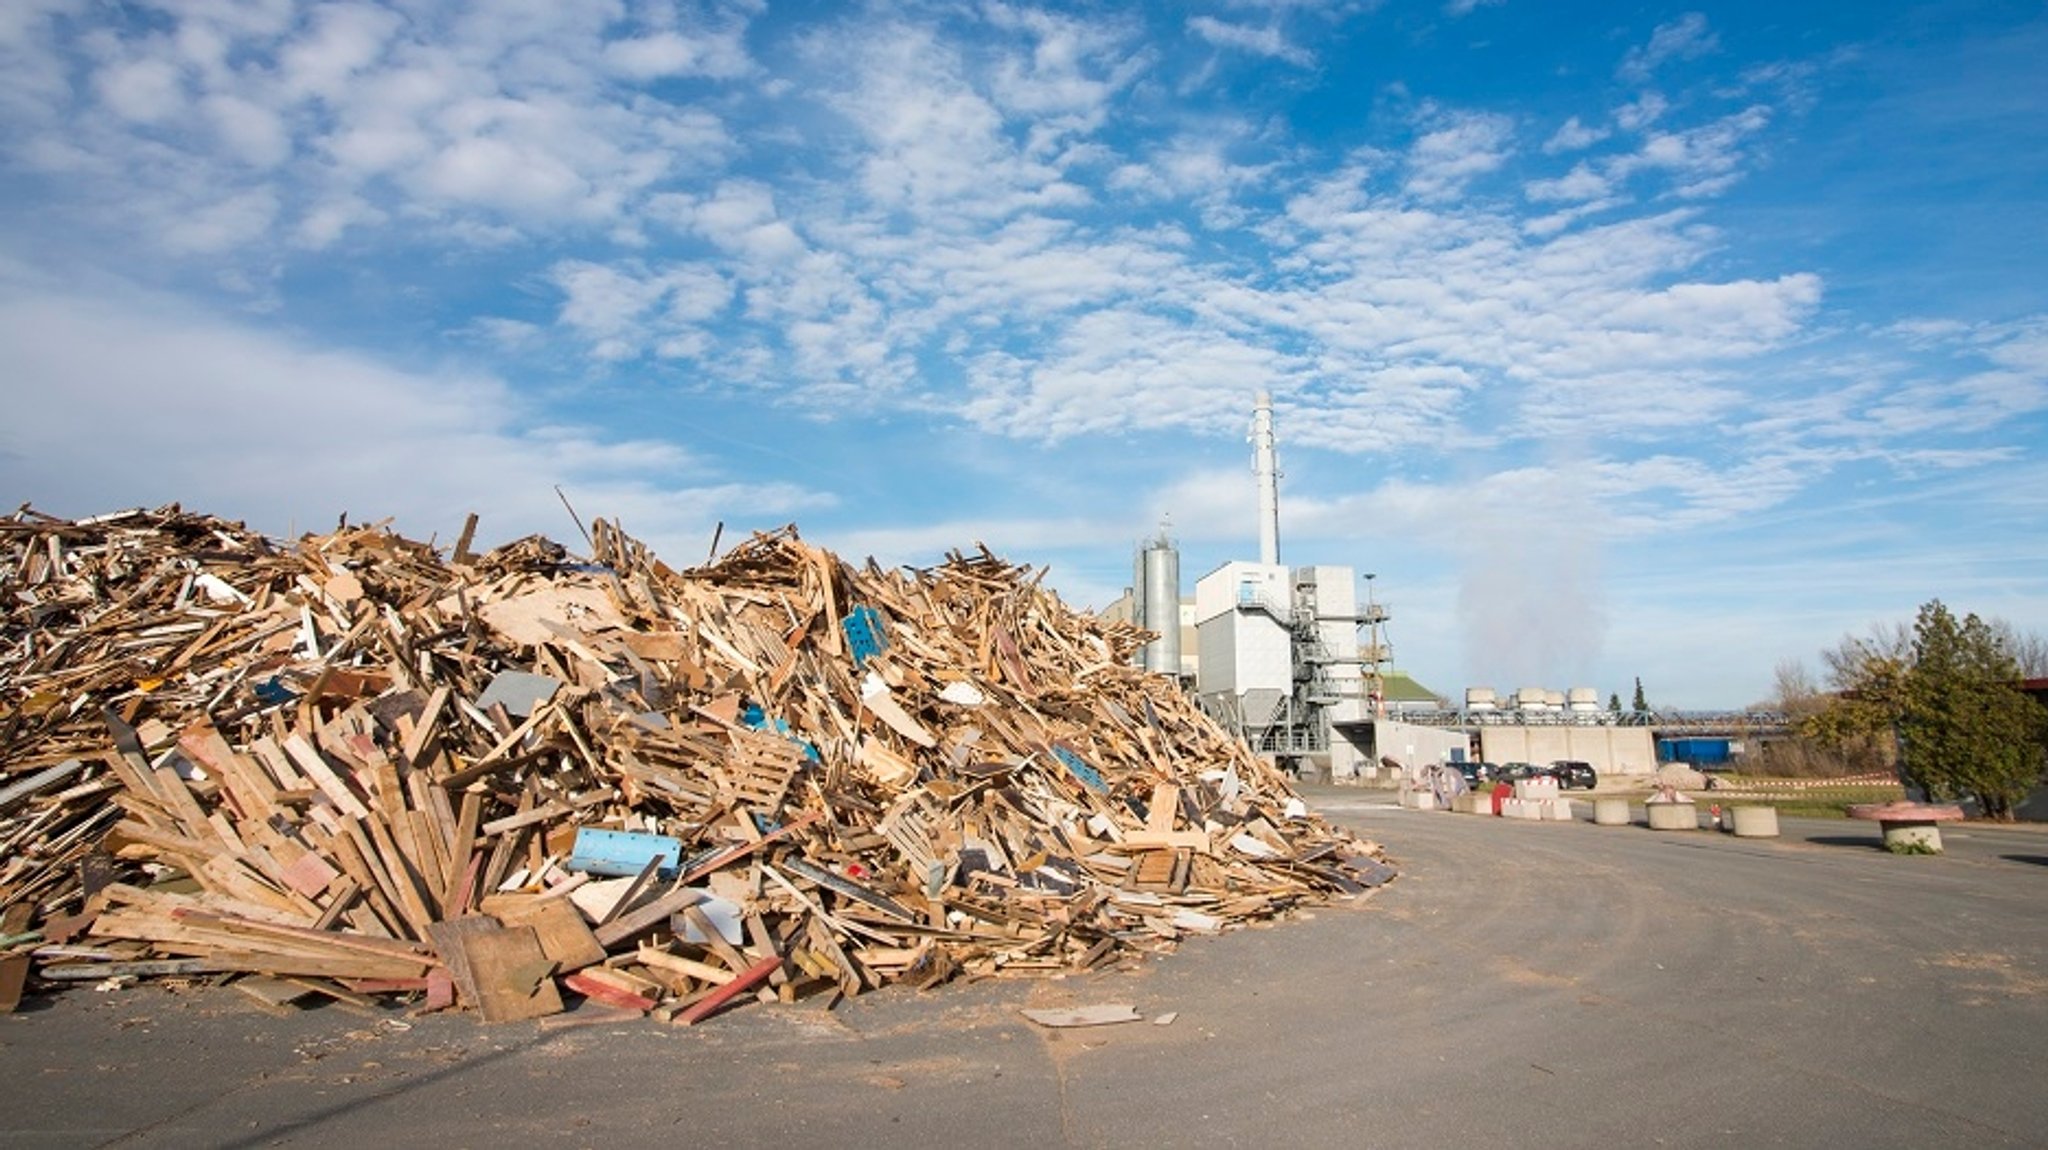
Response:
[0, 504, 1394, 1024]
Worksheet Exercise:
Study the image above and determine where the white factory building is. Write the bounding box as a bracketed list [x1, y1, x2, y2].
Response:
[1102, 392, 1658, 783]
[1100, 392, 1442, 782]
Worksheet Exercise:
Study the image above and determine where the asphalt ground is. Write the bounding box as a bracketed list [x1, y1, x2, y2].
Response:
[4, 792, 2046, 1149]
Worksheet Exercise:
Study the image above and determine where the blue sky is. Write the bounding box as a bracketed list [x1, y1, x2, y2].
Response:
[2, 1, 2044, 710]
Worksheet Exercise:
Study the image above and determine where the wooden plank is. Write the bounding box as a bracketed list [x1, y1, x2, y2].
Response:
[635, 946, 737, 986]
[175, 910, 434, 966]
[197, 854, 313, 922]
[235, 974, 317, 1014]
[1120, 829, 1210, 853]
[177, 722, 279, 818]
[478, 792, 610, 838]
[247, 736, 307, 792]
[591, 885, 704, 950]
[441, 789, 483, 911]
[0, 953, 29, 1012]
[282, 735, 370, 819]
[671, 953, 781, 1026]
[276, 846, 341, 900]
[355, 812, 436, 938]
[420, 966, 456, 1013]
[370, 757, 430, 913]
[460, 924, 563, 1022]
[402, 685, 451, 767]
[679, 905, 754, 974]
[425, 916, 501, 1010]
[1145, 783, 1180, 833]
[109, 818, 217, 860]
[413, 770, 459, 878]
[561, 969, 656, 1013]
[597, 856, 665, 927]
[492, 897, 605, 973]
[305, 825, 406, 939]
[282, 976, 383, 1011]
[40, 958, 224, 980]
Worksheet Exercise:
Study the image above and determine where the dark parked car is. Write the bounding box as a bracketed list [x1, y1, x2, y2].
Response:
[1452, 761, 1498, 787]
[1548, 760, 1599, 790]
[1496, 761, 1541, 782]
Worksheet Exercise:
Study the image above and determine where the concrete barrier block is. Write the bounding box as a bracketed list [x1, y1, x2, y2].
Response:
[1593, 797, 1631, 826]
[1883, 823, 1944, 852]
[1646, 801, 1698, 831]
[1730, 805, 1779, 838]
[1543, 799, 1575, 821]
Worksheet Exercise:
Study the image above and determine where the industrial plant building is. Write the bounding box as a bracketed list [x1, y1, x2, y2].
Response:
[1103, 392, 1663, 784]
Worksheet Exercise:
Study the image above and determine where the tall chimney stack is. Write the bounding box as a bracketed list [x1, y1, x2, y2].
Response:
[1252, 390, 1280, 566]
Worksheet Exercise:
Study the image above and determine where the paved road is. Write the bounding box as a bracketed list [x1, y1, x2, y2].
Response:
[5, 794, 2045, 1148]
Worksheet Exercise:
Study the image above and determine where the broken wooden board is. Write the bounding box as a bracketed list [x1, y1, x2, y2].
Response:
[1019, 1003, 1142, 1028]
[0, 953, 29, 1012]
[234, 974, 318, 1015]
[456, 924, 562, 1023]
[488, 896, 606, 973]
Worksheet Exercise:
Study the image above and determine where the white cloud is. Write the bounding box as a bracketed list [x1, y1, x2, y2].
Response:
[0, 280, 827, 557]
[5, 1, 755, 263]
[1614, 91, 1669, 132]
[276, 2, 403, 101]
[95, 53, 187, 124]
[1524, 162, 1612, 203]
[162, 187, 281, 255]
[1612, 105, 1771, 196]
[293, 194, 386, 249]
[549, 258, 735, 362]
[603, 30, 753, 81]
[962, 309, 1306, 440]
[1403, 108, 1515, 201]
[1543, 116, 1609, 153]
[1186, 15, 1314, 67]
[1619, 12, 1720, 84]
[984, 3, 1145, 129]
[202, 93, 294, 168]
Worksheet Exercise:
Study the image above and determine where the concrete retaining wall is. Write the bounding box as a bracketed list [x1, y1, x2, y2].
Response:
[1478, 726, 1657, 776]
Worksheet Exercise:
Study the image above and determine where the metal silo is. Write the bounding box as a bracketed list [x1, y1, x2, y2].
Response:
[1136, 531, 1181, 677]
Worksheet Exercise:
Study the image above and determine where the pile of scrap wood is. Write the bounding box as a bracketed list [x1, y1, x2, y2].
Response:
[0, 504, 1393, 1023]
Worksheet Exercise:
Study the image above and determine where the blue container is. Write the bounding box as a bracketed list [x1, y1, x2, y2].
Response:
[1657, 737, 1732, 766]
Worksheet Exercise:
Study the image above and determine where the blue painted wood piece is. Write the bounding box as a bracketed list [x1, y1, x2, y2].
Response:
[1051, 745, 1107, 793]
[569, 827, 681, 877]
[842, 604, 888, 665]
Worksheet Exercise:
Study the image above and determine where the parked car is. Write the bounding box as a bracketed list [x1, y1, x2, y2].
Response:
[1452, 761, 1498, 788]
[1548, 760, 1599, 790]
[1496, 761, 1541, 783]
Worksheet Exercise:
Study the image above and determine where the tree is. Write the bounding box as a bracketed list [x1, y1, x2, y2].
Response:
[1989, 619, 2048, 678]
[1898, 602, 2048, 820]
[1760, 658, 1866, 777]
[1771, 658, 1825, 719]
[1631, 677, 1647, 714]
[1608, 692, 1622, 713]
[1800, 627, 1912, 766]
[1804, 601, 2048, 820]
